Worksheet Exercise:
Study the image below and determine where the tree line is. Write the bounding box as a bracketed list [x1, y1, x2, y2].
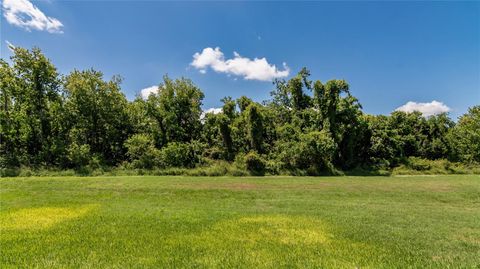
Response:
[1, 47, 479, 175]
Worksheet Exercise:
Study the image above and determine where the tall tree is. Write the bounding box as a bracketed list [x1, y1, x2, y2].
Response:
[217, 114, 234, 160]
[0, 59, 20, 167]
[148, 76, 204, 145]
[245, 103, 264, 153]
[237, 96, 253, 113]
[8, 47, 63, 165]
[314, 79, 350, 136]
[221, 96, 236, 120]
[64, 69, 130, 165]
[421, 113, 454, 159]
[448, 106, 480, 163]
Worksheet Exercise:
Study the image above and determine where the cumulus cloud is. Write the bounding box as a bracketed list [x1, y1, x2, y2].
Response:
[395, 100, 451, 117]
[191, 47, 289, 81]
[140, 85, 159, 99]
[204, 107, 222, 115]
[2, 0, 63, 33]
[201, 107, 222, 120]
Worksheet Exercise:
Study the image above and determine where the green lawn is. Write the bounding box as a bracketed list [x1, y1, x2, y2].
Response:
[1, 175, 479, 268]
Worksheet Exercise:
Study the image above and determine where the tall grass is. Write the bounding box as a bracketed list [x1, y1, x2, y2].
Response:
[2, 158, 479, 177]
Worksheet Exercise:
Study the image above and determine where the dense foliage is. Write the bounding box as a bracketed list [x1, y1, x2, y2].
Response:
[1, 47, 479, 175]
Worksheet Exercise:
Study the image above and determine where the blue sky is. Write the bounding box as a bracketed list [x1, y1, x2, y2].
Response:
[1, 1, 479, 119]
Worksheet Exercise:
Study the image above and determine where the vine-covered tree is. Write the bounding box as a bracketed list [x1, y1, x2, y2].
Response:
[245, 103, 264, 153]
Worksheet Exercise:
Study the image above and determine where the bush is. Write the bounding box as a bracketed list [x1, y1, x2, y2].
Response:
[406, 157, 431, 171]
[230, 167, 249, 177]
[158, 141, 204, 168]
[0, 168, 20, 177]
[243, 151, 266, 176]
[88, 155, 102, 169]
[265, 159, 283, 175]
[274, 130, 337, 174]
[124, 134, 160, 169]
[67, 143, 91, 168]
[204, 147, 223, 160]
[187, 162, 229, 176]
[392, 157, 480, 175]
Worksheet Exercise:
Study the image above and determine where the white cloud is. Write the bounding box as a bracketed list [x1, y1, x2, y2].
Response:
[140, 85, 159, 99]
[204, 107, 222, 114]
[191, 47, 289, 81]
[395, 100, 451, 117]
[2, 0, 63, 33]
[200, 107, 222, 120]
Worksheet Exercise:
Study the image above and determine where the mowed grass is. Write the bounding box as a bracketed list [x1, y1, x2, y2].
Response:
[1, 175, 479, 268]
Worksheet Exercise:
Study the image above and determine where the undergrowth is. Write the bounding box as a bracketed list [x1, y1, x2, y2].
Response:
[2, 157, 479, 177]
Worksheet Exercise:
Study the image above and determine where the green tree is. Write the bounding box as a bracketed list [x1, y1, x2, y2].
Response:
[237, 96, 253, 113]
[388, 111, 426, 158]
[275, 130, 336, 173]
[5, 47, 63, 166]
[217, 114, 234, 160]
[448, 106, 480, 163]
[314, 79, 350, 136]
[67, 142, 91, 168]
[158, 142, 203, 168]
[298, 130, 337, 173]
[221, 96, 236, 120]
[421, 113, 454, 159]
[0, 59, 20, 167]
[124, 134, 159, 169]
[365, 115, 403, 168]
[64, 69, 131, 165]
[245, 103, 264, 153]
[146, 76, 204, 145]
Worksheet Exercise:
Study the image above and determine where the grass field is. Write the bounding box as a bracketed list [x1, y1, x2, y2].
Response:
[1, 175, 479, 268]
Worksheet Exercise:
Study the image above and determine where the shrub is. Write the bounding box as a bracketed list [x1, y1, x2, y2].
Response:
[88, 155, 102, 169]
[0, 168, 20, 177]
[204, 147, 223, 160]
[300, 131, 337, 172]
[158, 141, 204, 168]
[67, 142, 91, 168]
[392, 157, 480, 175]
[265, 159, 282, 175]
[275, 130, 337, 174]
[124, 134, 160, 169]
[406, 157, 431, 171]
[187, 162, 229, 176]
[243, 151, 266, 176]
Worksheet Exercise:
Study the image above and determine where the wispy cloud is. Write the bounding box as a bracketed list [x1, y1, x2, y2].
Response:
[396, 100, 451, 117]
[2, 0, 63, 33]
[5, 40, 15, 52]
[191, 47, 289, 81]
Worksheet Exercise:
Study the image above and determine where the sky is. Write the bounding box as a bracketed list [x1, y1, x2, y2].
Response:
[1, 0, 479, 119]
